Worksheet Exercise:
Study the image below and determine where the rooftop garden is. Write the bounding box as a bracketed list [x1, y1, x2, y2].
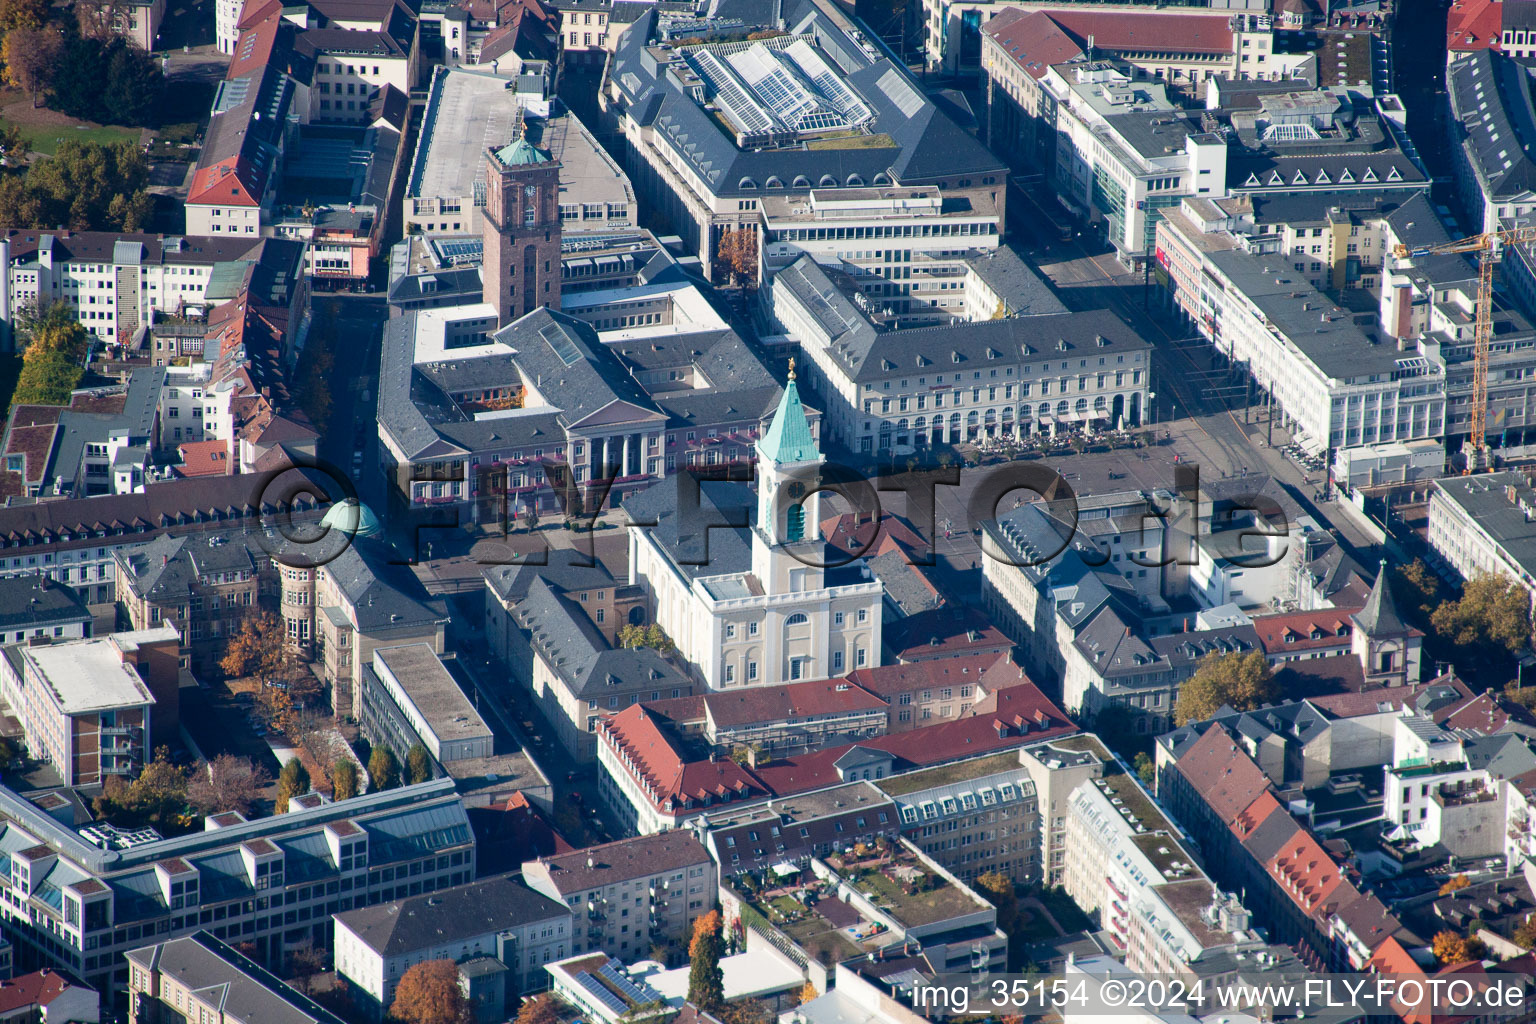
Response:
[734, 872, 874, 968]
[878, 752, 1023, 796]
[805, 132, 895, 150]
[828, 842, 981, 928]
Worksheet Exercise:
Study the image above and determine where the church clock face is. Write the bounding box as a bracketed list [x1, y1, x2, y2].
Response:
[787, 482, 806, 499]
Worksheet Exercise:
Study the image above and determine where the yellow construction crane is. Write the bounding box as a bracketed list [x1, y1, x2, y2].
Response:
[1394, 225, 1536, 473]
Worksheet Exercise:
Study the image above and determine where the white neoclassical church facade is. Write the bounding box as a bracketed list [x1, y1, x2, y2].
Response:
[628, 369, 884, 690]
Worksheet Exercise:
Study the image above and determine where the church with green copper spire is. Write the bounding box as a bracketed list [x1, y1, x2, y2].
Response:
[756, 361, 820, 466]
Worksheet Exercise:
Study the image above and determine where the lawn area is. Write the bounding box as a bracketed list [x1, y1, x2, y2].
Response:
[806, 132, 895, 150]
[1037, 887, 1093, 932]
[2, 120, 140, 156]
[852, 867, 978, 927]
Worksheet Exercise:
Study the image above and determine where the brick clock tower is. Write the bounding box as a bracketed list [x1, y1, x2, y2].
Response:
[482, 137, 562, 326]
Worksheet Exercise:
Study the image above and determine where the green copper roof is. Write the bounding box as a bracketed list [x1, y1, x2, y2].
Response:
[759, 374, 819, 465]
[321, 499, 382, 538]
[495, 138, 550, 166]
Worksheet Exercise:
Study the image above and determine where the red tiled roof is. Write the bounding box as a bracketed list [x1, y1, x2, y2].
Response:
[467, 790, 574, 875]
[1433, 691, 1516, 734]
[1045, 9, 1235, 56]
[820, 511, 928, 561]
[1306, 676, 1472, 718]
[842, 653, 1010, 698]
[602, 705, 766, 810]
[981, 8, 1084, 79]
[176, 440, 232, 478]
[604, 682, 1073, 811]
[0, 970, 84, 1014]
[1230, 790, 1282, 839]
[1264, 826, 1345, 917]
[885, 606, 1013, 661]
[746, 685, 1074, 797]
[1448, 0, 1503, 51]
[1175, 723, 1271, 824]
[188, 157, 263, 208]
[1252, 607, 1361, 654]
[703, 678, 887, 729]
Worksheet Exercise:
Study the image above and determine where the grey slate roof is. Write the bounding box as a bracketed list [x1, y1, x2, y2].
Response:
[1203, 247, 1400, 379]
[1352, 563, 1411, 637]
[867, 548, 941, 616]
[495, 308, 664, 431]
[484, 547, 619, 603]
[512, 576, 684, 697]
[333, 873, 568, 956]
[323, 538, 447, 633]
[0, 577, 90, 631]
[621, 475, 754, 580]
[1449, 49, 1536, 203]
[1463, 733, 1536, 778]
[125, 932, 349, 1024]
[963, 246, 1068, 316]
[608, 1, 1004, 201]
[776, 255, 1150, 384]
[118, 533, 266, 603]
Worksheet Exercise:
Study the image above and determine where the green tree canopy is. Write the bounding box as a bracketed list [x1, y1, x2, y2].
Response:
[405, 743, 432, 785]
[368, 746, 399, 792]
[687, 910, 725, 1011]
[0, 140, 150, 231]
[332, 758, 359, 801]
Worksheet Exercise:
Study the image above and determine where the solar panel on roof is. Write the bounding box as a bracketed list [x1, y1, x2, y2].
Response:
[576, 973, 629, 1014]
[599, 961, 664, 1004]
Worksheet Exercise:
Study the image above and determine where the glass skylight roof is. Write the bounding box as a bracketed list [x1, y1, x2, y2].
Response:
[685, 39, 875, 140]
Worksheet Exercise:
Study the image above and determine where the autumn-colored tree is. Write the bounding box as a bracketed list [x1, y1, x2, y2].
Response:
[1432, 572, 1533, 658]
[718, 999, 774, 1024]
[1394, 559, 1442, 621]
[1439, 874, 1472, 896]
[275, 756, 310, 814]
[974, 871, 1020, 935]
[93, 746, 189, 829]
[1515, 915, 1536, 950]
[1432, 930, 1470, 965]
[0, 0, 46, 31]
[332, 758, 360, 801]
[1175, 651, 1277, 726]
[286, 942, 326, 996]
[368, 745, 400, 792]
[716, 227, 757, 285]
[514, 994, 560, 1024]
[688, 910, 725, 1011]
[9, 303, 88, 410]
[797, 982, 819, 1006]
[3, 28, 62, 106]
[1133, 752, 1156, 787]
[187, 755, 269, 816]
[220, 611, 288, 679]
[389, 960, 473, 1024]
